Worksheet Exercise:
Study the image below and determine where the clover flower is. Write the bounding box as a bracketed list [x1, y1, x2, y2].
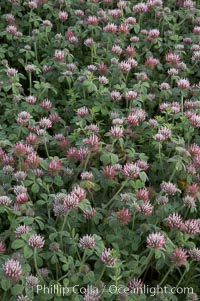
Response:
[160, 181, 177, 195]
[100, 248, 115, 266]
[146, 232, 165, 248]
[117, 208, 131, 225]
[15, 225, 29, 238]
[3, 259, 22, 280]
[79, 235, 96, 249]
[28, 234, 45, 249]
[188, 248, 200, 261]
[171, 249, 188, 266]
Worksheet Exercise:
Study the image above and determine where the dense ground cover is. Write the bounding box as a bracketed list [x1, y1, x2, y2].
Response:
[0, 0, 200, 300]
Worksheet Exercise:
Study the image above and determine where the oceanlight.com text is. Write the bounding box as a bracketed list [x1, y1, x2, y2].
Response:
[36, 284, 194, 297]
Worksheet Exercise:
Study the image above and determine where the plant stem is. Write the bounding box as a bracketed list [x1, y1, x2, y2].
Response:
[104, 179, 128, 209]
[169, 164, 177, 182]
[29, 9, 32, 35]
[34, 42, 38, 62]
[132, 213, 135, 230]
[159, 266, 173, 286]
[98, 266, 106, 282]
[29, 72, 32, 94]
[139, 249, 154, 276]
[56, 262, 59, 280]
[44, 136, 50, 158]
[17, 126, 22, 140]
[186, 127, 194, 147]
[60, 212, 69, 250]
[125, 72, 129, 86]
[46, 29, 50, 45]
[120, 7, 125, 22]
[88, 190, 95, 207]
[106, 38, 110, 53]
[181, 94, 184, 116]
[177, 205, 185, 213]
[111, 139, 116, 151]
[178, 19, 185, 27]
[80, 250, 87, 270]
[34, 248, 43, 282]
[83, 153, 91, 172]
[158, 142, 163, 173]
[139, 14, 143, 29]
[57, 272, 69, 282]
[91, 47, 93, 64]
[129, 100, 133, 112]
[183, 207, 190, 219]
[67, 221, 72, 236]
[77, 250, 87, 279]
[76, 247, 81, 261]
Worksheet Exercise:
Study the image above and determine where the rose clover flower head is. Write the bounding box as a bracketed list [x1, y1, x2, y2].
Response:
[3, 259, 22, 281]
[79, 234, 96, 249]
[146, 232, 166, 248]
[28, 234, 45, 249]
